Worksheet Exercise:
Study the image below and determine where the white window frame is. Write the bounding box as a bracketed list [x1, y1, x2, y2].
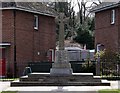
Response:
[111, 9, 115, 25]
[34, 15, 38, 30]
[96, 44, 101, 52]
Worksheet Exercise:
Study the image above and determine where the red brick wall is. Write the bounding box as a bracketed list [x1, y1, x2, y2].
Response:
[2, 10, 56, 76]
[2, 10, 15, 77]
[95, 7, 119, 52]
[118, 7, 120, 50]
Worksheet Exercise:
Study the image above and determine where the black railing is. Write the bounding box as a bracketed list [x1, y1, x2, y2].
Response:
[28, 61, 96, 75]
[1, 61, 96, 80]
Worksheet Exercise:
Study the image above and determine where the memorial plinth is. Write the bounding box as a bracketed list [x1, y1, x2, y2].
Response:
[11, 73, 110, 86]
[50, 50, 73, 76]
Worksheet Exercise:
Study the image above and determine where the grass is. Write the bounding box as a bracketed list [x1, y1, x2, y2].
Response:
[0, 78, 18, 81]
[1, 91, 17, 93]
[101, 75, 120, 80]
[99, 89, 120, 93]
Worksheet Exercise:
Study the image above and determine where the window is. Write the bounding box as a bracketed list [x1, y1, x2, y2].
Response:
[96, 44, 101, 52]
[111, 9, 115, 24]
[34, 15, 38, 30]
[96, 43, 105, 52]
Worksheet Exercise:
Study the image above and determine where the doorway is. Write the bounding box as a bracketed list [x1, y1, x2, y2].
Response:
[0, 48, 6, 77]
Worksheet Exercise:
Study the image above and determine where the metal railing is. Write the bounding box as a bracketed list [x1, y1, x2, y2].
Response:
[1, 61, 97, 80]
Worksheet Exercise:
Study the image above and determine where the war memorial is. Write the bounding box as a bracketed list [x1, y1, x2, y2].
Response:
[11, 13, 110, 87]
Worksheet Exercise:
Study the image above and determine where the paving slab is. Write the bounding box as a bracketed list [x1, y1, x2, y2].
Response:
[4, 86, 111, 92]
[0, 81, 10, 92]
[1, 80, 120, 93]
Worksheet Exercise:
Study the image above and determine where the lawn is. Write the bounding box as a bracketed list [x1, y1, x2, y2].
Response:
[1, 91, 18, 93]
[99, 89, 120, 93]
[0, 78, 18, 81]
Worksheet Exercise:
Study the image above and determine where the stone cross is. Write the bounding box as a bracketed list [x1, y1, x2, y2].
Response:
[58, 13, 70, 50]
[59, 13, 65, 50]
[50, 13, 73, 76]
[58, 13, 76, 46]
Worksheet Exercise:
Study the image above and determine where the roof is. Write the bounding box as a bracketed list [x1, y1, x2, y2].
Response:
[65, 47, 83, 51]
[56, 40, 83, 50]
[91, 2, 120, 13]
[1, 2, 56, 17]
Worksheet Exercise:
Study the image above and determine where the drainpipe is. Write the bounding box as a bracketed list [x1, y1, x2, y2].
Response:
[13, 10, 17, 78]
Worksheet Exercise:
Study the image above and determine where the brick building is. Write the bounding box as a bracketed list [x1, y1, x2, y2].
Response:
[91, 2, 120, 52]
[0, 2, 56, 77]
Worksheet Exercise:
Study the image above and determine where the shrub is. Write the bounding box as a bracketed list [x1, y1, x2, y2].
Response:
[95, 50, 120, 76]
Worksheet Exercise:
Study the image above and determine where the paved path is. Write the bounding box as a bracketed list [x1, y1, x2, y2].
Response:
[4, 86, 111, 92]
[0, 81, 10, 92]
[17, 86, 99, 93]
[1, 80, 119, 93]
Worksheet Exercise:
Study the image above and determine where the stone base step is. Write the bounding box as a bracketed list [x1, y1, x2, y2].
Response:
[11, 81, 110, 86]
[28, 73, 94, 78]
[11, 73, 110, 87]
[20, 73, 101, 82]
[20, 76, 101, 82]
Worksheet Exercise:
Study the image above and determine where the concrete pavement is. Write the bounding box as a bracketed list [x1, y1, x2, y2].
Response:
[0, 81, 10, 92]
[4, 86, 111, 91]
[0, 80, 119, 93]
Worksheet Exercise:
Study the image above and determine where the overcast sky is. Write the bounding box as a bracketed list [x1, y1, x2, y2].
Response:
[70, 0, 120, 13]
[70, 0, 98, 13]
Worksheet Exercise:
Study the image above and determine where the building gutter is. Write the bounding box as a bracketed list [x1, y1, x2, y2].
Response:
[91, 2, 120, 13]
[0, 7, 56, 17]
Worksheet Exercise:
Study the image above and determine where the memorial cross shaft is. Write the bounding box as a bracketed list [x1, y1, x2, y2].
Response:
[59, 13, 65, 50]
[50, 13, 73, 76]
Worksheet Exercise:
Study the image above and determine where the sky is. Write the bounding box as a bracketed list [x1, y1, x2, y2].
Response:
[69, 0, 120, 13]
[2, 0, 120, 13]
[69, 0, 98, 13]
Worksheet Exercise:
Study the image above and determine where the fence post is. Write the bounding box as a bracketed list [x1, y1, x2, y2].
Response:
[118, 63, 120, 76]
[96, 55, 101, 76]
[117, 61, 120, 76]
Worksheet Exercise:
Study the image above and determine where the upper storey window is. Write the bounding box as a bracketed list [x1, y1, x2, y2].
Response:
[111, 9, 115, 25]
[34, 15, 39, 30]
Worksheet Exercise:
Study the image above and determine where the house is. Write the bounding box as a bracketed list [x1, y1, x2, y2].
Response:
[0, 2, 56, 77]
[91, 2, 120, 52]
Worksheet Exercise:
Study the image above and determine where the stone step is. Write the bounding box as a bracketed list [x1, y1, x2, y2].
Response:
[28, 73, 50, 77]
[11, 73, 110, 87]
[28, 73, 94, 78]
[11, 81, 110, 87]
[20, 77, 101, 82]
[20, 73, 101, 82]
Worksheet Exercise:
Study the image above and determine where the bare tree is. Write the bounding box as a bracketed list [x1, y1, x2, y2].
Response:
[76, 0, 102, 25]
